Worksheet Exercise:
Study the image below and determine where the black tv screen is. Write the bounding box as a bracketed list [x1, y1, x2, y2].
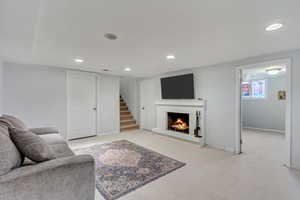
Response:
[161, 74, 195, 99]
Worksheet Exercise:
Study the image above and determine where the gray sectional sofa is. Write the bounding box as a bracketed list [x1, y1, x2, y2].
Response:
[0, 115, 95, 200]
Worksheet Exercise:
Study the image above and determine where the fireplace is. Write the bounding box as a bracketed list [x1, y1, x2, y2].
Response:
[153, 100, 205, 145]
[167, 112, 189, 134]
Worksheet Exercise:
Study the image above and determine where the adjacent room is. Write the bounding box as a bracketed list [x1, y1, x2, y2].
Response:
[1, 1, 300, 200]
[240, 60, 289, 164]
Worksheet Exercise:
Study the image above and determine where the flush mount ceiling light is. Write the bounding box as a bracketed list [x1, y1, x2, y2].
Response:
[124, 67, 131, 72]
[104, 33, 118, 40]
[166, 54, 176, 60]
[74, 58, 84, 63]
[265, 23, 283, 31]
[266, 65, 283, 75]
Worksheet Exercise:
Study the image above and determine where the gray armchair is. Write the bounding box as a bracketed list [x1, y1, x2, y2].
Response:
[0, 116, 95, 200]
[0, 154, 95, 200]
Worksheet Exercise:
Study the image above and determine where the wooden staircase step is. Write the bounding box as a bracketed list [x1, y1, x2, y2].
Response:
[120, 110, 130, 115]
[120, 115, 133, 120]
[120, 96, 138, 132]
[120, 106, 128, 111]
[120, 114, 132, 118]
[121, 119, 136, 126]
[121, 124, 139, 132]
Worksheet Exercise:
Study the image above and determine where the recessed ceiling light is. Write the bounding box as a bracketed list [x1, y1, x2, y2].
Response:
[74, 58, 84, 63]
[265, 23, 283, 31]
[124, 67, 131, 72]
[104, 33, 118, 40]
[166, 54, 176, 60]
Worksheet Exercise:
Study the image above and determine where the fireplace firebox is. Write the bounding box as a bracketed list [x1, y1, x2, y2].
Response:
[167, 112, 189, 134]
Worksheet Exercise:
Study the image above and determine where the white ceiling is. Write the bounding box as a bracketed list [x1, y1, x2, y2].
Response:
[243, 65, 286, 77]
[1, 0, 300, 77]
[242, 60, 287, 81]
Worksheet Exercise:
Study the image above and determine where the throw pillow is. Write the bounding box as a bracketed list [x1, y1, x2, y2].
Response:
[9, 128, 55, 162]
[2, 115, 27, 130]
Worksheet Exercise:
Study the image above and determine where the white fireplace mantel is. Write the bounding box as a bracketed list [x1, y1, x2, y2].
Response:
[153, 99, 206, 146]
[155, 99, 205, 107]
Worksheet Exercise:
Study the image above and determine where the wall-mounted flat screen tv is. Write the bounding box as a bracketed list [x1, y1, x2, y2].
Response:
[161, 73, 195, 99]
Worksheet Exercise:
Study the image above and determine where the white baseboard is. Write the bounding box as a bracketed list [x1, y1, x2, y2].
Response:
[206, 144, 235, 153]
[243, 127, 285, 134]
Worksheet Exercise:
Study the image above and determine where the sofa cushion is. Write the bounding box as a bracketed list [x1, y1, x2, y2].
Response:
[40, 134, 75, 158]
[0, 125, 23, 175]
[9, 128, 56, 162]
[40, 134, 67, 145]
[49, 144, 75, 158]
[1, 115, 27, 130]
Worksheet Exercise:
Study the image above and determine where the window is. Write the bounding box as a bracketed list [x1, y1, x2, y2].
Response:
[251, 80, 266, 98]
[242, 79, 266, 98]
[242, 82, 251, 97]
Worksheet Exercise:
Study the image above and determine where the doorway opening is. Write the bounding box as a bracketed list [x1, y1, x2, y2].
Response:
[236, 59, 291, 167]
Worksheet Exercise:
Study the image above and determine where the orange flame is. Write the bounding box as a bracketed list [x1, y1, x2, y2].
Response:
[171, 118, 189, 130]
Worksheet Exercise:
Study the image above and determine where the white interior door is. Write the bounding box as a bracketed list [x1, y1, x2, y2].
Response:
[140, 79, 156, 130]
[67, 71, 97, 140]
[98, 76, 120, 134]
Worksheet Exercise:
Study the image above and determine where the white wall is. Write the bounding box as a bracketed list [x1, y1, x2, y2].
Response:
[3, 63, 121, 139]
[3, 63, 68, 138]
[195, 66, 237, 152]
[289, 51, 300, 169]
[140, 50, 300, 169]
[0, 60, 3, 114]
[140, 67, 236, 152]
[242, 75, 286, 131]
[120, 78, 140, 123]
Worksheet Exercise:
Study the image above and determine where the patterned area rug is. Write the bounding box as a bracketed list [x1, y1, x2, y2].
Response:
[74, 140, 185, 200]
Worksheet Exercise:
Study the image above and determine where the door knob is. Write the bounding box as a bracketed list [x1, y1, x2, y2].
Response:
[93, 107, 97, 111]
[142, 107, 145, 110]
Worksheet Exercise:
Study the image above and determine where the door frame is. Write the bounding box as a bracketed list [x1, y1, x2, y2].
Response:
[139, 79, 148, 130]
[235, 58, 292, 167]
[66, 70, 98, 140]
